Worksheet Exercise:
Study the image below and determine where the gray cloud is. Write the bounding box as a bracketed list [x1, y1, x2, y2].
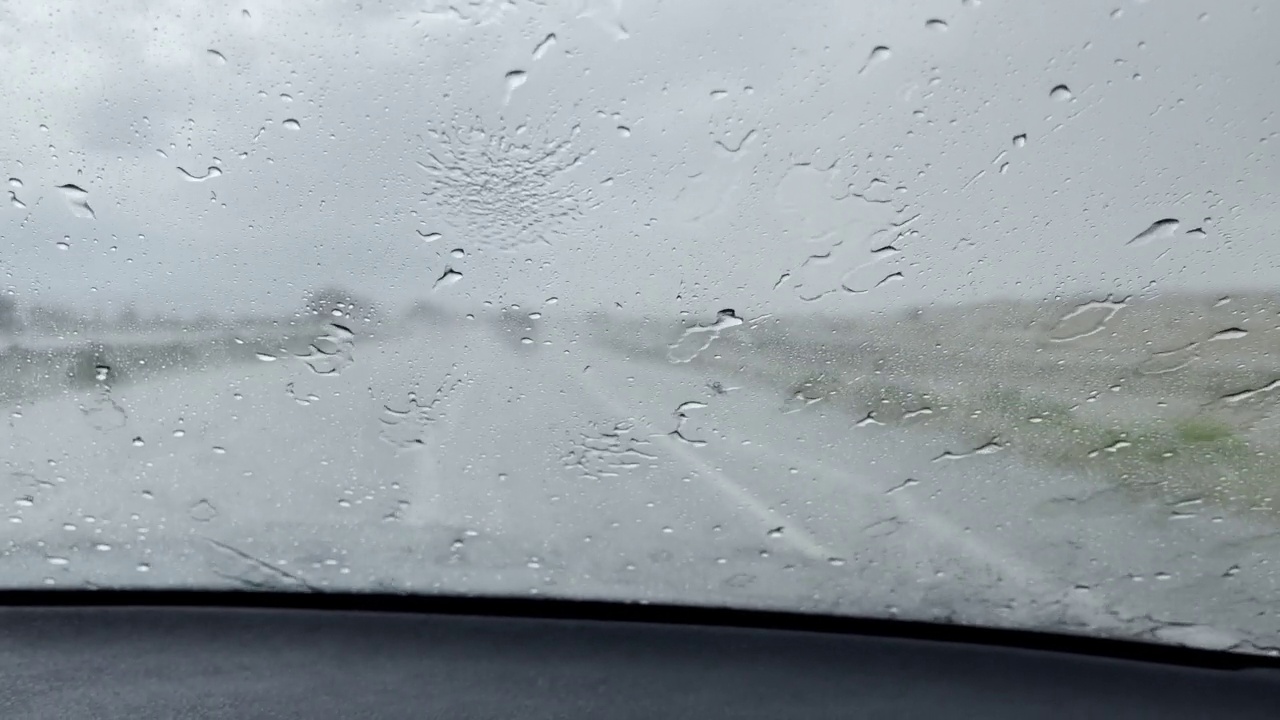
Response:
[1, 0, 1276, 317]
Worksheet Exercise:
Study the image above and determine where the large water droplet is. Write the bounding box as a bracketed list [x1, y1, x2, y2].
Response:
[56, 183, 95, 219]
[532, 33, 557, 60]
[667, 309, 745, 363]
[1127, 218, 1180, 246]
[189, 499, 218, 522]
[925, 18, 949, 31]
[1210, 327, 1248, 341]
[1050, 84, 1073, 101]
[282, 118, 301, 130]
[503, 70, 528, 104]
[859, 46, 892, 74]
[178, 165, 223, 182]
[1047, 298, 1128, 342]
[434, 267, 463, 289]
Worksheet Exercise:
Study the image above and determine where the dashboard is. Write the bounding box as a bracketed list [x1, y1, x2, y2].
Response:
[0, 591, 1276, 718]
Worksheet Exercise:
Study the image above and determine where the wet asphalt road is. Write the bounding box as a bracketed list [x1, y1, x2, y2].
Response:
[3, 319, 1278, 652]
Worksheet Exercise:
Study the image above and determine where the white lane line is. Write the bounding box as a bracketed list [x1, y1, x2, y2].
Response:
[575, 371, 837, 563]
[573, 339, 1118, 628]
[726, 437, 1121, 628]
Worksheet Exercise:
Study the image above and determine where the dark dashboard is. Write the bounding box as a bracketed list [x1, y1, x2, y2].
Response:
[0, 591, 1276, 718]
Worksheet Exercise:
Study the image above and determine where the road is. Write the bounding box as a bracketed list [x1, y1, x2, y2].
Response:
[2, 317, 1278, 652]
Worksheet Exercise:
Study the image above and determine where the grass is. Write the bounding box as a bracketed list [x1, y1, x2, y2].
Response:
[590, 312, 1280, 515]
[916, 384, 1272, 513]
[768, 358, 1276, 514]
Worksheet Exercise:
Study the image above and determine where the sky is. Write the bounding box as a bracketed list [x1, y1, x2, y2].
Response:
[1, 0, 1277, 319]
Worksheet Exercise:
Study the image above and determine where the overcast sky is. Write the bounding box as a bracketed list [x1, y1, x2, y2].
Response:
[1, 0, 1277, 318]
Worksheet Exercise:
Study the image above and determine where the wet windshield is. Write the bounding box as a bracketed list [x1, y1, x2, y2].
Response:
[3, 0, 1278, 653]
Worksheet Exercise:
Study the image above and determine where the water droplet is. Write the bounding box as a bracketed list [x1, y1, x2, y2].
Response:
[178, 165, 223, 182]
[55, 240, 70, 251]
[449, 248, 465, 259]
[617, 125, 631, 138]
[14, 497, 34, 508]
[47, 557, 70, 566]
[416, 230, 443, 243]
[93, 543, 112, 552]
[94, 364, 111, 382]
[131, 437, 145, 447]
[433, 267, 462, 290]
[255, 352, 278, 362]
[1013, 133, 1027, 147]
[212, 446, 227, 455]
[766, 526, 784, 538]
[189, 499, 218, 522]
[56, 183, 95, 219]
[136, 562, 151, 572]
[932, 439, 1004, 461]
[9, 191, 25, 209]
[1047, 297, 1127, 342]
[532, 33, 557, 60]
[1127, 218, 1180, 246]
[207, 49, 227, 64]
[667, 309, 745, 363]
[1050, 84, 1073, 101]
[827, 557, 847, 567]
[1210, 327, 1247, 341]
[1136, 342, 1198, 375]
[8, 178, 21, 188]
[282, 118, 301, 130]
[925, 18, 949, 31]
[173, 428, 186, 438]
[859, 46, 892, 74]
[503, 70, 528, 104]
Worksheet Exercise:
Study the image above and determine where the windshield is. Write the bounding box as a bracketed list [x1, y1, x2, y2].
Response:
[3, 0, 1278, 653]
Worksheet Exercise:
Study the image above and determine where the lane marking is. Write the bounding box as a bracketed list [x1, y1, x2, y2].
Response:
[572, 340, 1118, 628]
[726, 435, 1121, 628]
[576, 371, 836, 562]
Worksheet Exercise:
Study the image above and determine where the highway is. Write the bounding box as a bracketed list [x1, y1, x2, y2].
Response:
[3, 317, 1278, 653]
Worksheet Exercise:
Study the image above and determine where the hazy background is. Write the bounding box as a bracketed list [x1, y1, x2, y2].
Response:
[1, 0, 1276, 320]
